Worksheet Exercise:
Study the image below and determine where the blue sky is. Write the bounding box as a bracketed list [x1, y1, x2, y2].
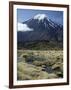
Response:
[17, 9, 63, 25]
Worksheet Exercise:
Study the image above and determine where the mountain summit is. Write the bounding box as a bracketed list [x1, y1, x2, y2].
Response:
[33, 14, 47, 21]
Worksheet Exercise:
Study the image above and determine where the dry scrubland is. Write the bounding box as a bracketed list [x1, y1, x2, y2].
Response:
[17, 50, 63, 80]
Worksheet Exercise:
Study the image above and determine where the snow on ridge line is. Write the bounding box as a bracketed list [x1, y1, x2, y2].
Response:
[18, 23, 33, 32]
[34, 14, 47, 21]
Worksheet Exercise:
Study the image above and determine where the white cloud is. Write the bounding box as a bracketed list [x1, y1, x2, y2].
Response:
[18, 23, 33, 32]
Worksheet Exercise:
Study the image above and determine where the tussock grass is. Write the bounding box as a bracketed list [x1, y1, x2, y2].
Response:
[17, 50, 63, 80]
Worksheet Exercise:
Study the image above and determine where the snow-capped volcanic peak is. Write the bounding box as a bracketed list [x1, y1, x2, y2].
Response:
[34, 14, 47, 21]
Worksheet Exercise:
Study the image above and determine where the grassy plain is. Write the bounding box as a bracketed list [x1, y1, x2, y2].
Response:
[17, 50, 63, 80]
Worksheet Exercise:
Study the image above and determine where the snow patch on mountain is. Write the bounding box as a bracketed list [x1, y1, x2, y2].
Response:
[18, 23, 33, 32]
[34, 14, 47, 21]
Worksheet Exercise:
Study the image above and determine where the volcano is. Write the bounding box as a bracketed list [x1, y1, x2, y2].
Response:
[17, 14, 63, 49]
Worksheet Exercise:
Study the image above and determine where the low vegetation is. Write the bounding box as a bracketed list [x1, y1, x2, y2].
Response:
[17, 50, 63, 80]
